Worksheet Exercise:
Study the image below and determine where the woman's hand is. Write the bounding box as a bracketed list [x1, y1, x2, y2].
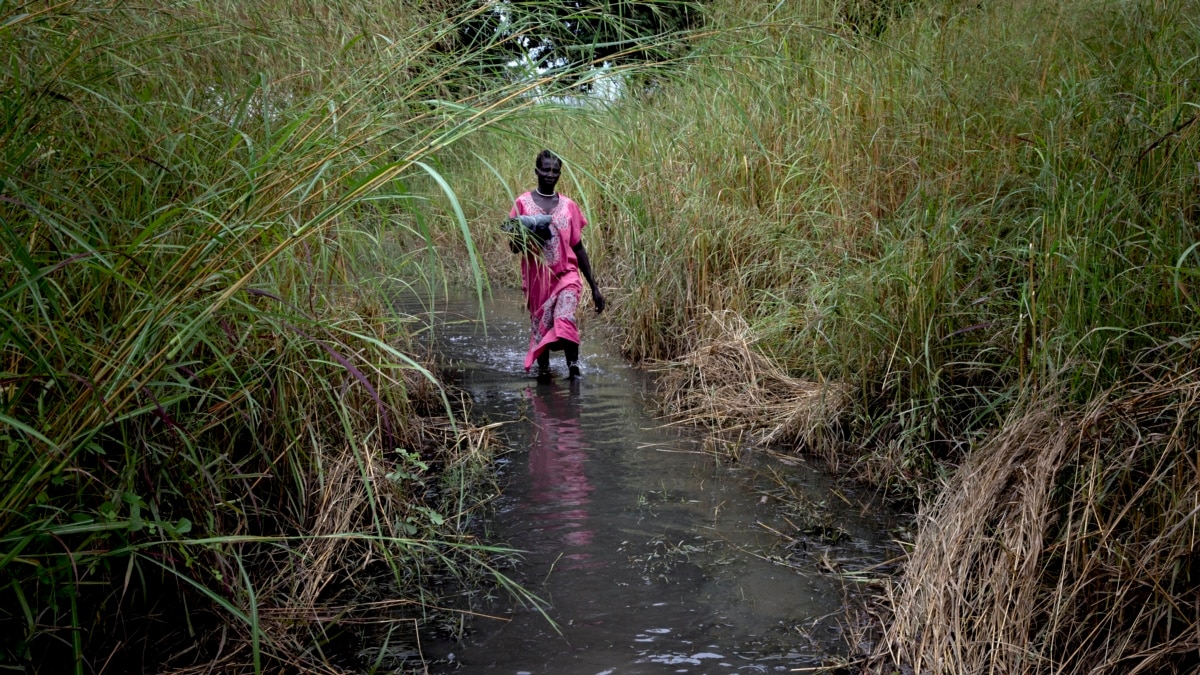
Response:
[572, 241, 604, 313]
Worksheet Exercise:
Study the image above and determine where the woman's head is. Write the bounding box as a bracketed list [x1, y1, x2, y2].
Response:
[535, 149, 562, 192]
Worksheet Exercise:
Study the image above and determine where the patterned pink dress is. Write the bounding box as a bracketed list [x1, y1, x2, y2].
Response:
[510, 192, 587, 371]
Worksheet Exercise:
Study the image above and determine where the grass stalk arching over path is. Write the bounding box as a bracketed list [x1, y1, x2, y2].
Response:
[429, 0, 1200, 671]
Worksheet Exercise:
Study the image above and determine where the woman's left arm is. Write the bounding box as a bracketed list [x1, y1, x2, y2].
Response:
[572, 242, 605, 314]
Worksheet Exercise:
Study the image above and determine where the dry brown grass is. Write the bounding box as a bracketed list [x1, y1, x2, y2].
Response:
[870, 371, 1200, 674]
[160, 406, 499, 674]
[651, 310, 852, 454]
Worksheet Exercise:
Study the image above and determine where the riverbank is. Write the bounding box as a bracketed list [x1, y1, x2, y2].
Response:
[425, 0, 1200, 671]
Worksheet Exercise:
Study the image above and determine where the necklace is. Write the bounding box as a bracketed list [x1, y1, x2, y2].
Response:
[535, 188, 557, 198]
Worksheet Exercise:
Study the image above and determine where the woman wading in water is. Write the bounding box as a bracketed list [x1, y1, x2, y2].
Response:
[509, 150, 605, 380]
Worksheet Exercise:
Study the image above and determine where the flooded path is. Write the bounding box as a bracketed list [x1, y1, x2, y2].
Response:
[413, 290, 892, 674]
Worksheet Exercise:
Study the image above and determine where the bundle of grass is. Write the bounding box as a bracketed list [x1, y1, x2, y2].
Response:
[653, 310, 852, 453]
[872, 370, 1200, 674]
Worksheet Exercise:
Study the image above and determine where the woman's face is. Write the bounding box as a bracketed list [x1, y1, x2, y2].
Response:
[535, 156, 561, 190]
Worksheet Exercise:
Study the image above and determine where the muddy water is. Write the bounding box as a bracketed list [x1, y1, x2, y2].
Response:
[413, 290, 892, 674]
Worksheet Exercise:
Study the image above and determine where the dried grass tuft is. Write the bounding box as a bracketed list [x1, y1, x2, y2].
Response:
[161, 413, 498, 674]
[278, 418, 493, 640]
[871, 371, 1200, 674]
[652, 310, 852, 451]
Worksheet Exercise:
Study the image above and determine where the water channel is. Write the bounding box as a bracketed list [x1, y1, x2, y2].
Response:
[406, 289, 894, 674]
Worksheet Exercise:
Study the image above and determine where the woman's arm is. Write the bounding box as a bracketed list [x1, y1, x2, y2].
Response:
[572, 242, 605, 313]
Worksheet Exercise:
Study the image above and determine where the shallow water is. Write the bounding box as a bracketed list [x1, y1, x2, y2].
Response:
[403, 290, 892, 674]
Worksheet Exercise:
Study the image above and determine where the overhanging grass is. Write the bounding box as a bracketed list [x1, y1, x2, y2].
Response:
[874, 372, 1200, 673]
[0, 0, 639, 671]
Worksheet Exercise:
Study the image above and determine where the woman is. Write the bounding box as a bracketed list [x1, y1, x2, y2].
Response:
[509, 149, 605, 379]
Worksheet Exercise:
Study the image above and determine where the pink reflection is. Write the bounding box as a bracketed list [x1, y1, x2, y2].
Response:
[526, 385, 599, 568]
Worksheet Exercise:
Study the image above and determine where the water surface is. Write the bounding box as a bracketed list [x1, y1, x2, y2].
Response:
[407, 290, 891, 674]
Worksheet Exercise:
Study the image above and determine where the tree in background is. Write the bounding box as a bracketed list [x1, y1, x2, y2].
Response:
[452, 0, 703, 90]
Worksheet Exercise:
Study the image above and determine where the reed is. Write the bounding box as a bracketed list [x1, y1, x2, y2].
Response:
[0, 0, 609, 670]
[651, 309, 852, 459]
[872, 372, 1200, 673]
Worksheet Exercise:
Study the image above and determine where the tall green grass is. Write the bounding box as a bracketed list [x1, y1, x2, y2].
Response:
[0, 0, 644, 670]
[440, 0, 1199, 495]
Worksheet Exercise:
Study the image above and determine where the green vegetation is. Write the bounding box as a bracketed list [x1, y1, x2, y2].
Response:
[0, 0, 598, 671]
[450, 0, 1199, 482]
[5, 0, 1197, 670]
[432, 0, 1200, 671]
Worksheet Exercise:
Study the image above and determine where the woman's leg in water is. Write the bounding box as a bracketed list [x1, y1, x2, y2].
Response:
[563, 341, 580, 378]
[537, 340, 581, 378]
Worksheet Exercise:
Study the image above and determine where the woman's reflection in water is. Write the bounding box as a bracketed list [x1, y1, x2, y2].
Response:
[525, 382, 600, 570]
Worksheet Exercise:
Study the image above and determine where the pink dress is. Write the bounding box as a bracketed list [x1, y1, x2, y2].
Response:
[509, 192, 587, 371]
